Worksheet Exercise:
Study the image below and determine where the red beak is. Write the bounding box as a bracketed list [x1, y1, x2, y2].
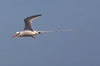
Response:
[13, 34, 17, 38]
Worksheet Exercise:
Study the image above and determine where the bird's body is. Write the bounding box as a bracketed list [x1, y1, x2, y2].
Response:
[13, 14, 72, 38]
[16, 30, 39, 37]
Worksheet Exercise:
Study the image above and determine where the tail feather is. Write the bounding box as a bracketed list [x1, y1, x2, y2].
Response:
[38, 29, 72, 34]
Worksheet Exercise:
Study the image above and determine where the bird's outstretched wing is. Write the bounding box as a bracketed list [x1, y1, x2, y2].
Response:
[24, 14, 42, 31]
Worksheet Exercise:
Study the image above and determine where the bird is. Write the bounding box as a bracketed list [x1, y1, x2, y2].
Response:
[13, 14, 72, 38]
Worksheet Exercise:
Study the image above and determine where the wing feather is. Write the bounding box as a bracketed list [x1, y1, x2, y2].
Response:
[24, 14, 42, 31]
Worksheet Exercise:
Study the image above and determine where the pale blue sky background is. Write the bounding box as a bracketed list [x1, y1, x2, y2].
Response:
[0, 0, 100, 66]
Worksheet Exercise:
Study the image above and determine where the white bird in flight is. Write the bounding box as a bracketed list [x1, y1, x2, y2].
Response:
[13, 14, 72, 38]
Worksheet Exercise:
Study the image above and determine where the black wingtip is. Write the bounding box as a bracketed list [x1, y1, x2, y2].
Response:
[36, 14, 42, 16]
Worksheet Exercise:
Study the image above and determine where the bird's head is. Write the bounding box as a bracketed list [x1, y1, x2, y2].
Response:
[13, 32, 20, 38]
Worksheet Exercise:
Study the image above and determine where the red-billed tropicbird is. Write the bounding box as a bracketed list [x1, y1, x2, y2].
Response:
[13, 14, 72, 38]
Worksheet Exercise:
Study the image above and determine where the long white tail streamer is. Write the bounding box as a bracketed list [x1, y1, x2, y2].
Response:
[39, 29, 72, 34]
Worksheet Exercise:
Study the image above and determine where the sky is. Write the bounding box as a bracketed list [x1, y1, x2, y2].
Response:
[0, 0, 100, 66]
